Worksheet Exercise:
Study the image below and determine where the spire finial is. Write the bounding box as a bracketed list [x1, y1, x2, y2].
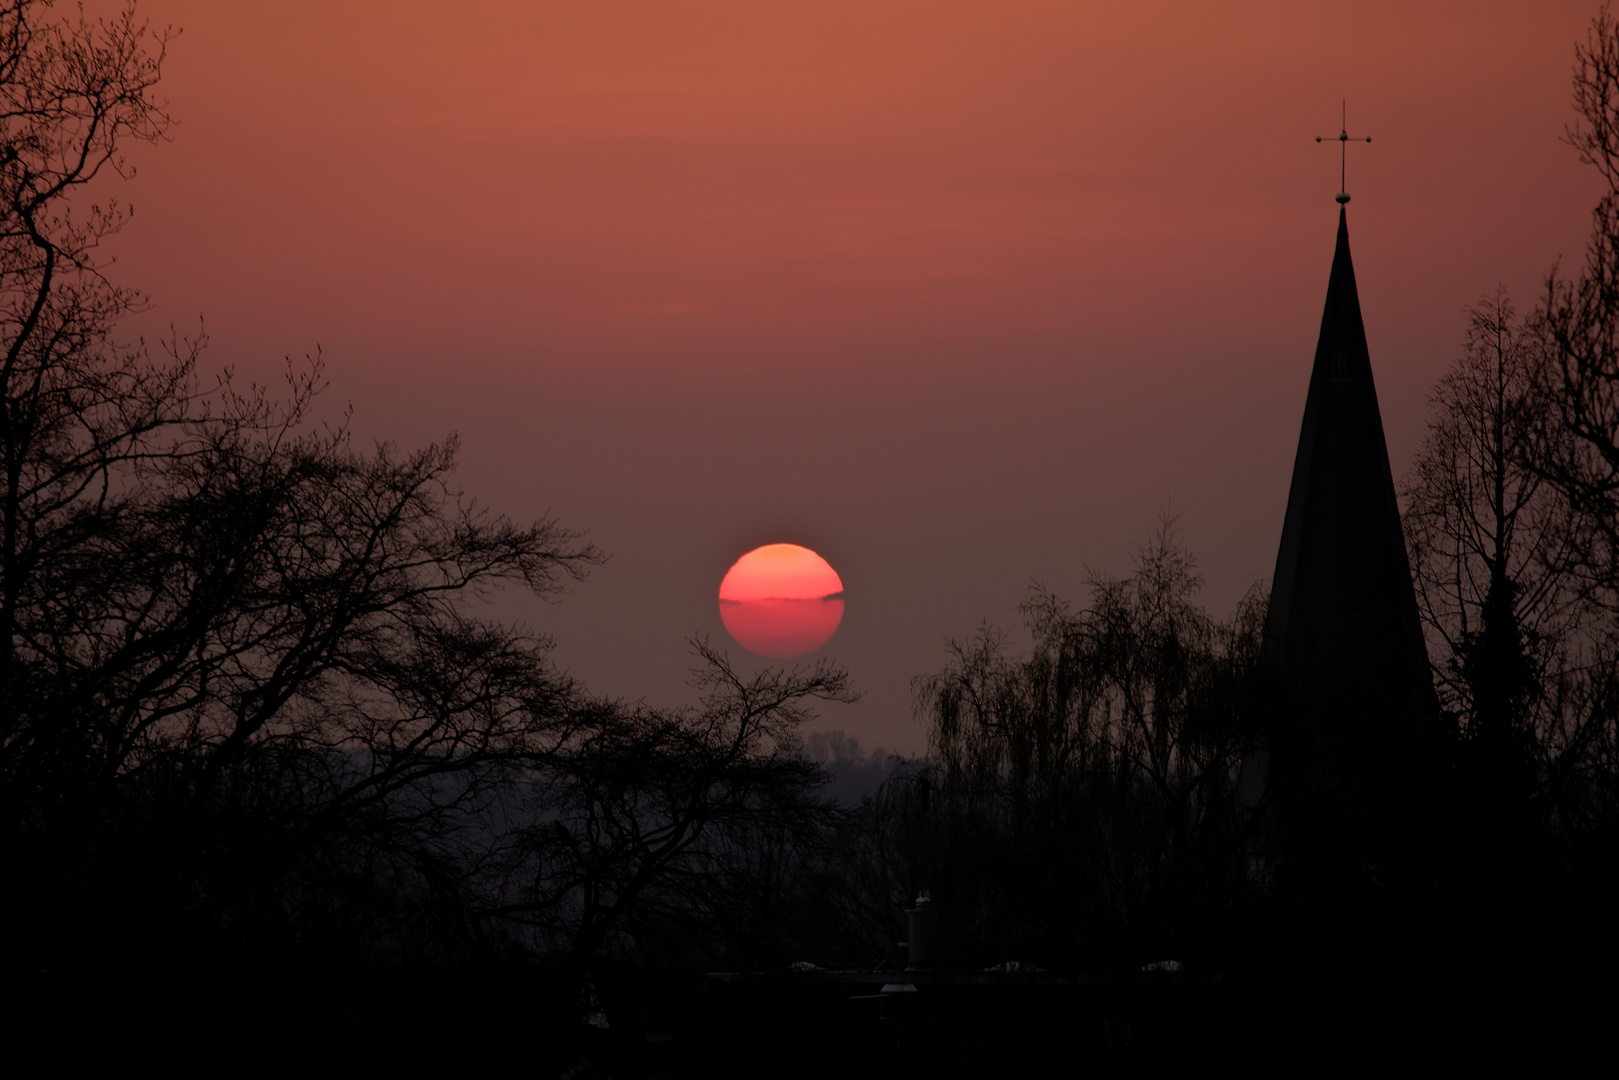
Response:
[1315, 100, 1371, 204]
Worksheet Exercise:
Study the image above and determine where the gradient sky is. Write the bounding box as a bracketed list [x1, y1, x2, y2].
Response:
[111, 0, 1603, 752]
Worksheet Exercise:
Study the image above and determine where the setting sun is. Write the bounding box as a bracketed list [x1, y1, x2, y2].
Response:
[718, 544, 845, 657]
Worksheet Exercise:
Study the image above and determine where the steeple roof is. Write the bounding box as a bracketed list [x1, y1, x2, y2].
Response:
[1261, 207, 1437, 855]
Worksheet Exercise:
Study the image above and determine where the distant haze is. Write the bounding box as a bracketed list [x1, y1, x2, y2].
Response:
[113, 0, 1601, 751]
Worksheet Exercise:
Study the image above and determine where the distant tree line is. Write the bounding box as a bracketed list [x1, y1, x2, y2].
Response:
[10, 0, 1619, 1072]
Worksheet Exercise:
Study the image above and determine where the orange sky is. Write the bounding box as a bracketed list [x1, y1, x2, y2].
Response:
[111, 1, 1604, 751]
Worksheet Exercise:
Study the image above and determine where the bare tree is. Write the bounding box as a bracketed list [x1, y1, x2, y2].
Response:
[1402, 290, 1590, 763]
[876, 522, 1265, 970]
[1523, 0, 1619, 823]
[494, 640, 860, 1019]
[1398, 288, 1619, 938]
[0, 1, 605, 963]
[1390, 6, 1619, 955]
[1541, 3, 1619, 593]
[0, 0, 176, 741]
[1526, 3, 1619, 939]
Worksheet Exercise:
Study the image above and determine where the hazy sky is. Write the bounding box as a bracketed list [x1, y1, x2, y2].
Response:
[111, 0, 1603, 752]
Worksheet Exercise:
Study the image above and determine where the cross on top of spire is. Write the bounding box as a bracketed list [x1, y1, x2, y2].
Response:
[1316, 100, 1371, 204]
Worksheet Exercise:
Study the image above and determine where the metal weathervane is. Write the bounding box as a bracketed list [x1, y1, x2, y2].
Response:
[1317, 100, 1370, 204]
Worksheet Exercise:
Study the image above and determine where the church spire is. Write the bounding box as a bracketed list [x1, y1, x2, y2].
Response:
[1261, 206, 1438, 867]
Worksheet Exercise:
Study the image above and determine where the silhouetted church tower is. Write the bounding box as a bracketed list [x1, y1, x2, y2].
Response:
[1260, 189, 1440, 874]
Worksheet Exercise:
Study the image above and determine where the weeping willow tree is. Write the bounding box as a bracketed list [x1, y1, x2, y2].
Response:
[874, 523, 1266, 971]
